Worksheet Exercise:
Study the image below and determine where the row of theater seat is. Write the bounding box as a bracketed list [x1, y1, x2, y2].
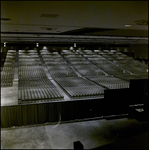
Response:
[61, 50, 105, 76]
[114, 73, 148, 82]
[19, 66, 47, 79]
[75, 49, 148, 84]
[18, 50, 63, 102]
[93, 49, 148, 74]
[86, 75, 129, 89]
[1, 50, 16, 86]
[54, 77, 105, 97]
[18, 88, 63, 101]
[60, 49, 130, 91]
[41, 50, 78, 78]
[41, 49, 105, 98]
[77, 49, 130, 75]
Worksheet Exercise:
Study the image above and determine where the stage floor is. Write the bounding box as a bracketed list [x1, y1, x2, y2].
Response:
[1, 118, 148, 149]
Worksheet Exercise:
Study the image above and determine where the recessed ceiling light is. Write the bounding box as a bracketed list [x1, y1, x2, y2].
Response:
[36, 43, 39, 47]
[125, 24, 133, 27]
[4, 42, 7, 47]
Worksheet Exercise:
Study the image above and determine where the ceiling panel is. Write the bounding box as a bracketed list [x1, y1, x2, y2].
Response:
[1, 1, 148, 44]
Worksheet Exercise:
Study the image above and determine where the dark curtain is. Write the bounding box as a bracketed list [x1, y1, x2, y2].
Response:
[1, 98, 105, 128]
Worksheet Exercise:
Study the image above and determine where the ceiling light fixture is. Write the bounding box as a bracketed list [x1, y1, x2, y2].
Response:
[70, 46, 74, 50]
[4, 42, 6, 47]
[36, 43, 39, 47]
[125, 24, 133, 27]
[43, 46, 47, 50]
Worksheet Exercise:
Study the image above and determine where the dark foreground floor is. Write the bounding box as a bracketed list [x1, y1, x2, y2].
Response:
[1, 118, 148, 149]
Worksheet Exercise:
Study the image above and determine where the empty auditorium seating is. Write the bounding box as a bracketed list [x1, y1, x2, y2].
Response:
[1, 48, 148, 104]
[18, 50, 64, 103]
[86, 75, 129, 89]
[46, 49, 147, 95]
[1, 48, 148, 128]
[54, 77, 105, 98]
[40, 49, 105, 99]
[1, 50, 16, 86]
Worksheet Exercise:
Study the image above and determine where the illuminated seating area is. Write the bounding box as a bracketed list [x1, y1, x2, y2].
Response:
[114, 73, 148, 82]
[1, 50, 16, 87]
[18, 50, 64, 103]
[40, 49, 148, 98]
[93, 49, 148, 74]
[41, 49, 105, 99]
[70, 49, 130, 89]
[86, 75, 129, 89]
[41, 50, 78, 78]
[113, 60, 148, 74]
[93, 49, 148, 77]
[63, 50, 106, 76]
[54, 77, 105, 98]
[1, 48, 148, 103]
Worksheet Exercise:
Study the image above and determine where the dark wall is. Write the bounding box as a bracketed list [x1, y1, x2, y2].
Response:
[129, 44, 148, 60]
[116, 44, 148, 64]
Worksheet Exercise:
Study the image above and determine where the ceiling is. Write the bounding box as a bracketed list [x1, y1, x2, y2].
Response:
[1, 1, 148, 45]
